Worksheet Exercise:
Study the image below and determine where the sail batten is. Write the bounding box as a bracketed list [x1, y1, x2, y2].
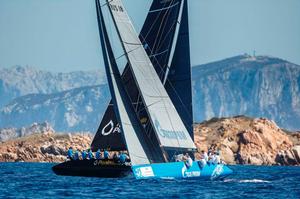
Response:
[106, 0, 196, 151]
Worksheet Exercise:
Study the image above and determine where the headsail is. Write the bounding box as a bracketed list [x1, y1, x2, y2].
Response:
[91, 0, 183, 151]
[96, 0, 163, 165]
[107, 0, 196, 150]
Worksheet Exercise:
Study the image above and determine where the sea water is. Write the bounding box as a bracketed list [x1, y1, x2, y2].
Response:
[0, 163, 299, 198]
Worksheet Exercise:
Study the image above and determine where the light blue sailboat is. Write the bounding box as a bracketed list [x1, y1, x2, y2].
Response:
[96, 0, 233, 180]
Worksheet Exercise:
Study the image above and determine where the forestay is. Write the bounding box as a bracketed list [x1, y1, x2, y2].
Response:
[106, 0, 196, 150]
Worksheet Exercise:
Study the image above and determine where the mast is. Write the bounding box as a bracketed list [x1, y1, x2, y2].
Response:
[106, 0, 196, 152]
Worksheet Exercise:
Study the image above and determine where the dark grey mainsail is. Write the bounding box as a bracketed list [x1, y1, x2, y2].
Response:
[95, 0, 163, 165]
[165, 0, 193, 140]
[106, 0, 196, 150]
[91, 0, 184, 151]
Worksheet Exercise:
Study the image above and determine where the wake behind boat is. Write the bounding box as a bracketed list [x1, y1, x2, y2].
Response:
[52, 0, 233, 180]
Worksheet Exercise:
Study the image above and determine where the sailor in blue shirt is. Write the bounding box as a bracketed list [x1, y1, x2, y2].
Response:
[119, 153, 128, 164]
[104, 149, 110, 160]
[88, 149, 94, 159]
[82, 150, 88, 160]
[73, 150, 79, 160]
[96, 149, 102, 160]
[67, 147, 73, 160]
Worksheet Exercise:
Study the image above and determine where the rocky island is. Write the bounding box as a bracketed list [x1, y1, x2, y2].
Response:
[0, 116, 299, 165]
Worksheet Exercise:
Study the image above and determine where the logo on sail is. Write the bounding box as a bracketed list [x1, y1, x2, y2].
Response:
[101, 120, 121, 136]
[154, 119, 187, 140]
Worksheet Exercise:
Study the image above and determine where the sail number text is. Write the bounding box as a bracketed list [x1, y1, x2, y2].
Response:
[110, 4, 124, 12]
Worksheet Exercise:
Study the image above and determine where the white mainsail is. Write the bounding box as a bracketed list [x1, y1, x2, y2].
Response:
[96, 0, 151, 165]
[106, 0, 196, 150]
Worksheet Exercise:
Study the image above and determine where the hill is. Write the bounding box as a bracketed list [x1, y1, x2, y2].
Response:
[1, 55, 300, 131]
[193, 55, 300, 130]
[0, 85, 109, 132]
[0, 65, 106, 107]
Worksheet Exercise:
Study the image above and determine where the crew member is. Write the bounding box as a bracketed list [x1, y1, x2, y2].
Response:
[119, 152, 129, 164]
[96, 149, 102, 160]
[199, 150, 208, 168]
[88, 149, 94, 159]
[104, 149, 110, 160]
[73, 150, 79, 160]
[82, 150, 88, 160]
[113, 152, 119, 163]
[184, 153, 193, 168]
[67, 147, 73, 160]
[214, 152, 221, 164]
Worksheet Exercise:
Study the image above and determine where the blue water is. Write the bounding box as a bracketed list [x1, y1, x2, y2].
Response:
[0, 163, 299, 198]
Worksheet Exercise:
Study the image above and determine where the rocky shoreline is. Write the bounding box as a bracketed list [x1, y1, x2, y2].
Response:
[0, 116, 299, 165]
[0, 131, 92, 163]
[194, 116, 300, 166]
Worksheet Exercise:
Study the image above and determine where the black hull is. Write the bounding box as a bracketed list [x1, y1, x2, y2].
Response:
[52, 160, 132, 178]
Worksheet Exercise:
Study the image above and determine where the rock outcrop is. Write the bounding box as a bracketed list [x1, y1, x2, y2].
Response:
[0, 131, 92, 163]
[194, 116, 300, 165]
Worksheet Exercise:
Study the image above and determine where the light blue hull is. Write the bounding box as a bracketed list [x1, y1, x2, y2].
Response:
[132, 161, 233, 180]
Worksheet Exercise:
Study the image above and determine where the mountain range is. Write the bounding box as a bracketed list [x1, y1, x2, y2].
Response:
[0, 55, 299, 131]
[193, 55, 300, 130]
[0, 65, 106, 108]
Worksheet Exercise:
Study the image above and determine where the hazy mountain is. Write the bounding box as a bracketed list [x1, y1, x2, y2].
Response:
[193, 55, 300, 130]
[1, 55, 299, 131]
[0, 66, 106, 107]
[0, 85, 109, 132]
[0, 122, 54, 142]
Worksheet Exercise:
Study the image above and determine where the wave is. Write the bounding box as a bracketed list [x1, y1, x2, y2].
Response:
[224, 179, 270, 183]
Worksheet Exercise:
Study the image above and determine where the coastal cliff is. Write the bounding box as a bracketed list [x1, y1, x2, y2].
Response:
[0, 117, 299, 165]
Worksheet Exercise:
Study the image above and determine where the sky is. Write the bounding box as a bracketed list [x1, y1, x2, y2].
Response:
[0, 0, 299, 72]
